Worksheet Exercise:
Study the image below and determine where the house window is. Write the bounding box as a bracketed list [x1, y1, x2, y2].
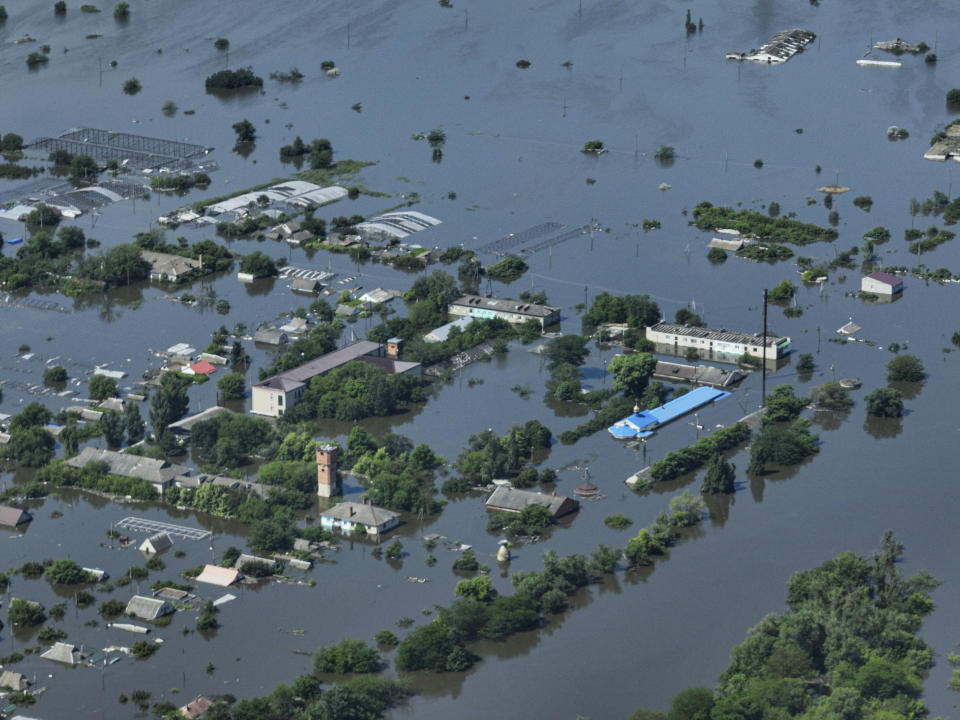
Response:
[278, 395, 283, 406]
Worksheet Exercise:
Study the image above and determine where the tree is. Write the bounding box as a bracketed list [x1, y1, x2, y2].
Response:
[947, 88, 960, 106]
[196, 599, 220, 630]
[309, 138, 334, 169]
[886, 354, 925, 382]
[232, 119, 256, 144]
[763, 384, 806, 422]
[239, 251, 277, 277]
[45, 559, 93, 584]
[10, 402, 52, 432]
[674, 308, 705, 326]
[314, 639, 383, 674]
[384, 540, 403, 559]
[667, 687, 714, 720]
[214, 37, 229, 50]
[68, 153, 98, 180]
[9, 426, 55, 467]
[89, 374, 119, 401]
[701, 453, 735, 494]
[217, 372, 245, 400]
[99, 409, 125, 446]
[113, 1, 128, 19]
[608, 352, 656, 399]
[149, 373, 191, 440]
[809, 382, 852, 410]
[0, 132, 23, 152]
[8, 598, 46, 627]
[455, 575, 497, 603]
[865, 387, 903, 417]
[795, 353, 814, 373]
[43, 365, 67, 385]
[122, 77, 141, 94]
[544, 335, 590, 371]
[26, 203, 60, 227]
[123, 401, 144, 443]
[768, 280, 795, 302]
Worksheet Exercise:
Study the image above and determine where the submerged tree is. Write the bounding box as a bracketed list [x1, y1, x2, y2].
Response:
[700, 453, 735, 494]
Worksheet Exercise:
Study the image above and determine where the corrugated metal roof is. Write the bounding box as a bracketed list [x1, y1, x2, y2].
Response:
[649, 322, 786, 348]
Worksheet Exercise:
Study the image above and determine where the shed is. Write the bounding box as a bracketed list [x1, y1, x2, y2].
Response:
[0, 670, 29, 691]
[0, 505, 32, 528]
[253, 328, 289, 345]
[485, 486, 580, 518]
[139, 532, 173, 554]
[861, 271, 903, 295]
[125, 595, 175, 621]
[195, 564, 241, 587]
[236, 553, 278, 573]
[291, 277, 320, 294]
[41, 641, 86, 665]
[185, 360, 217, 376]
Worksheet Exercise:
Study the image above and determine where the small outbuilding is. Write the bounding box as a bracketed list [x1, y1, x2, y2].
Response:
[125, 595, 176, 621]
[0, 505, 32, 528]
[290, 277, 320, 294]
[41, 641, 86, 666]
[179, 696, 213, 719]
[485, 486, 580, 518]
[140, 532, 174, 555]
[861, 271, 903, 295]
[195, 564, 241, 587]
[0, 670, 30, 691]
[254, 327, 289, 346]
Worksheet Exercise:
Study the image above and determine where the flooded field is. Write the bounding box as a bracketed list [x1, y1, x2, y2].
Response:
[2, 0, 960, 718]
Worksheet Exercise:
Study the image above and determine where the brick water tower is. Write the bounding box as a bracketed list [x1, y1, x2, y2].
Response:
[316, 444, 341, 497]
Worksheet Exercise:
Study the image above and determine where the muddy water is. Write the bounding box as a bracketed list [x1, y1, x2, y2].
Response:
[2, 0, 960, 718]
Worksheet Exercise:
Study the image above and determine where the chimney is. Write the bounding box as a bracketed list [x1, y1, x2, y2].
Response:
[349, 506, 355, 517]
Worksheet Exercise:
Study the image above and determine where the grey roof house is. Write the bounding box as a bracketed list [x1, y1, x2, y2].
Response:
[485, 486, 580, 518]
[125, 595, 176, 621]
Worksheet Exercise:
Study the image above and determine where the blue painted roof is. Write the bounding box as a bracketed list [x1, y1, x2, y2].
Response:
[608, 386, 730, 439]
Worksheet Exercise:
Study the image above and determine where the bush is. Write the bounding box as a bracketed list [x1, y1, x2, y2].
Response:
[707, 247, 727, 263]
[374, 630, 398, 647]
[98, 599, 126, 619]
[887, 354, 925, 382]
[947, 89, 960, 106]
[43, 365, 67, 384]
[122, 77, 141, 95]
[8, 598, 46, 627]
[45, 559, 94, 585]
[131, 640, 158, 659]
[206, 68, 263, 91]
[452, 549, 479, 571]
[865, 387, 903, 417]
[314, 639, 383, 674]
[604, 514, 632, 530]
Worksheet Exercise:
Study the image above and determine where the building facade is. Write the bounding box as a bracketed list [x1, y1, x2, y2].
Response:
[448, 295, 561, 328]
[316, 445, 341, 498]
[861, 271, 904, 295]
[320, 501, 400, 537]
[645, 322, 790, 361]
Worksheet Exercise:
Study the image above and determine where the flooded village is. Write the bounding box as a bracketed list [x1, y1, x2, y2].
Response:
[2, 0, 960, 719]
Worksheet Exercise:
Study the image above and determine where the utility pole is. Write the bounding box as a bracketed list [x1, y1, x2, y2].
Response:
[761, 289, 768, 406]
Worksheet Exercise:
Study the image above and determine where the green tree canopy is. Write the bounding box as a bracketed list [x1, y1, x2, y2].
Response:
[886, 354, 925, 382]
[865, 387, 903, 417]
[608, 351, 656, 399]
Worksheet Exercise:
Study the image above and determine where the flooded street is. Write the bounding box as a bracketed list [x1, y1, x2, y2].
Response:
[2, 0, 960, 717]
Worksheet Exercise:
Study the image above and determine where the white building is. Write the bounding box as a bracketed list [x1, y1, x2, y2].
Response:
[646, 322, 790, 361]
[320, 500, 400, 537]
[861, 271, 904, 295]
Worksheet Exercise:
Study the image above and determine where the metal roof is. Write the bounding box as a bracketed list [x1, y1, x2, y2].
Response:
[451, 295, 560, 319]
[649, 322, 786, 348]
[255, 341, 381, 389]
[485, 487, 579, 517]
[321, 501, 399, 527]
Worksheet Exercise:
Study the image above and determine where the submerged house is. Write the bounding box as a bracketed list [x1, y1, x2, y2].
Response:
[139, 532, 173, 555]
[194, 564, 241, 587]
[0, 505, 32, 528]
[320, 500, 400, 537]
[41, 641, 86, 666]
[484, 487, 580, 518]
[861, 271, 903, 296]
[125, 595, 175, 621]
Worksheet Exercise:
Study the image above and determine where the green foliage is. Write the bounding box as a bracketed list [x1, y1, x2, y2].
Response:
[455, 575, 497, 603]
[206, 67, 263, 91]
[810, 382, 853, 410]
[748, 419, 818, 475]
[864, 226, 891, 243]
[707, 246, 728, 263]
[764, 384, 807, 422]
[450, 420, 551, 488]
[485, 254, 528, 281]
[865, 387, 903, 418]
[384, 540, 403, 559]
[796, 353, 814, 373]
[886, 354, 925, 382]
[544, 335, 590, 370]
[196, 599, 220, 630]
[8, 598, 46, 627]
[582, 292, 661, 329]
[122, 77, 141, 94]
[604, 514, 632, 529]
[36, 460, 159, 501]
[608, 351, 656, 398]
[374, 630, 398, 646]
[112, 1, 128, 19]
[239, 250, 277, 277]
[452, 549, 480, 571]
[45, 559, 94, 585]
[214, 37, 229, 50]
[582, 140, 604, 153]
[8, 426, 56, 467]
[130, 640, 159, 659]
[395, 622, 475, 672]
[768, 279, 796, 302]
[655, 145, 675, 162]
[43, 365, 67, 384]
[26, 52, 49, 67]
[694, 201, 837, 245]
[853, 195, 873, 211]
[649, 422, 751, 483]
[737, 243, 794, 262]
[149, 372, 191, 440]
[98, 599, 126, 619]
[314, 638, 383, 674]
[700, 453, 735, 494]
[487, 504, 556, 536]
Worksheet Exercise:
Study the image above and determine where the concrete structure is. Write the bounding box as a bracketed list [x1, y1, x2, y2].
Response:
[861, 271, 903, 295]
[0, 505, 32, 528]
[317, 445, 341, 497]
[485, 487, 579, 518]
[320, 500, 400, 537]
[139, 532, 174, 554]
[125, 595, 175, 621]
[424, 317, 474, 343]
[449, 295, 561, 328]
[646, 322, 790, 361]
[194, 565, 240, 587]
[66, 447, 188, 495]
[251, 341, 420, 417]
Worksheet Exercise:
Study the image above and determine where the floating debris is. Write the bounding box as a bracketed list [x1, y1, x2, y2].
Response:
[726, 29, 816, 65]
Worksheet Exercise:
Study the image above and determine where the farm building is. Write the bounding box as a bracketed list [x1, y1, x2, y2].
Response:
[861, 271, 903, 295]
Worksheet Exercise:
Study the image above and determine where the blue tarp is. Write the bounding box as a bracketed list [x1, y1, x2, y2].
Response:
[608, 386, 731, 439]
[8, 237, 23, 244]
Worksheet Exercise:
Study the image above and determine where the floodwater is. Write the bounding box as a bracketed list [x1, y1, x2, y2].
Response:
[2, 0, 960, 718]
